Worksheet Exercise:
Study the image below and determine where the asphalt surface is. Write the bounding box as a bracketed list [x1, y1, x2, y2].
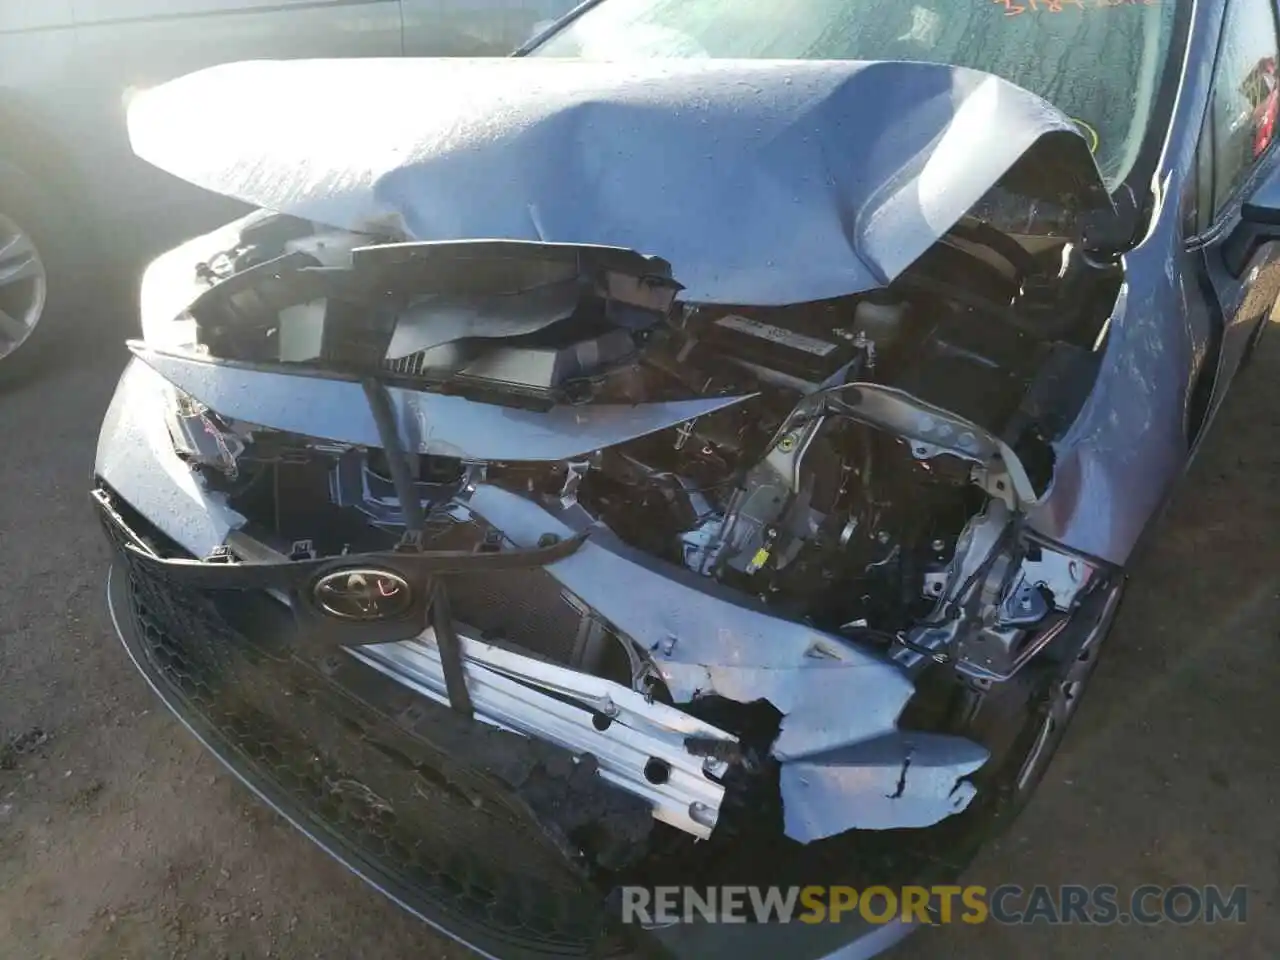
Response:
[0, 287, 1276, 959]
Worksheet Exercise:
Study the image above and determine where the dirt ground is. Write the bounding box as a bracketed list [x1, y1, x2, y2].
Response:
[0, 295, 1276, 960]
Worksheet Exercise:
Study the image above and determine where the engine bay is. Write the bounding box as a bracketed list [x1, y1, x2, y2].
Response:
[164, 212, 1116, 643]
[118, 209, 1125, 848]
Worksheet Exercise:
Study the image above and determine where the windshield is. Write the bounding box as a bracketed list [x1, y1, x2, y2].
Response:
[531, 0, 1181, 187]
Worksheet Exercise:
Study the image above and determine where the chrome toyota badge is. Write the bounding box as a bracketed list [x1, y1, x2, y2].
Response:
[313, 568, 413, 622]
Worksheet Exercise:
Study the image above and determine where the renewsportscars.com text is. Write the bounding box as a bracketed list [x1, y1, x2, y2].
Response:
[620, 884, 1249, 928]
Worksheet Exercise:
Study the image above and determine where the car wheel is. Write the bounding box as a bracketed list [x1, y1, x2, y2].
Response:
[0, 158, 67, 376]
[957, 580, 1125, 825]
[1008, 588, 1121, 799]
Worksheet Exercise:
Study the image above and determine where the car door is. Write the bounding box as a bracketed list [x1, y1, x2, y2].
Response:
[401, 0, 579, 57]
[1187, 0, 1280, 443]
[69, 0, 404, 253]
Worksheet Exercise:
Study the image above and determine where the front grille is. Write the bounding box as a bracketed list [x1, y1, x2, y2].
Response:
[447, 567, 585, 666]
[103, 505, 643, 959]
[423, 520, 588, 667]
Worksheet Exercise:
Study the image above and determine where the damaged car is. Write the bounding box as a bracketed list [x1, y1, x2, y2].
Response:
[94, 0, 1280, 956]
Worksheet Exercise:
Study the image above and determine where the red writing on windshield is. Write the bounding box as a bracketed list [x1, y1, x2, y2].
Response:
[992, 0, 1161, 14]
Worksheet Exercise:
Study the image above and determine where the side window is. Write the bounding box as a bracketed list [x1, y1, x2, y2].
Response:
[1207, 0, 1280, 219]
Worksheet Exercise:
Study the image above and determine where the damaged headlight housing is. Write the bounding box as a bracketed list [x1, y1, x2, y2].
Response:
[162, 390, 245, 479]
[139, 214, 253, 352]
[139, 219, 255, 475]
[951, 539, 1098, 683]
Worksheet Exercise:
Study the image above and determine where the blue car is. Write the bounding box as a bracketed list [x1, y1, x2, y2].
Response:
[94, 0, 1280, 957]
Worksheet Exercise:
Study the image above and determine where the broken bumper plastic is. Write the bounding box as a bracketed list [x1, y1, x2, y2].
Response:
[100, 503, 648, 958]
[93, 484, 736, 841]
[94, 360, 993, 960]
[95, 358, 990, 845]
[97, 488, 930, 960]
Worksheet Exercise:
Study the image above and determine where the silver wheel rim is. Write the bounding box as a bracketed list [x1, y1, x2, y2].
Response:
[0, 212, 48, 361]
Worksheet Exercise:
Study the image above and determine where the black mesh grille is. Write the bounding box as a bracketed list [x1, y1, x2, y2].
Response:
[423, 520, 587, 666]
[447, 568, 585, 665]
[105, 511, 638, 959]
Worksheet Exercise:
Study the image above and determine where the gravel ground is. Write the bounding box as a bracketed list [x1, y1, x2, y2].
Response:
[0, 291, 1276, 960]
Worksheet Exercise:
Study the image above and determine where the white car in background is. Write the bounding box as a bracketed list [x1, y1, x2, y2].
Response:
[0, 0, 580, 367]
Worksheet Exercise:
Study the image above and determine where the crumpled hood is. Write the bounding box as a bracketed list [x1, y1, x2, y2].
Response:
[128, 56, 1108, 305]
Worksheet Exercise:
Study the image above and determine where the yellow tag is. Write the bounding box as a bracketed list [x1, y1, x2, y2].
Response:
[749, 547, 771, 571]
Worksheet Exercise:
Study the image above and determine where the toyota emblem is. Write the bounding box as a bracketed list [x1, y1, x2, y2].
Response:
[312, 568, 414, 622]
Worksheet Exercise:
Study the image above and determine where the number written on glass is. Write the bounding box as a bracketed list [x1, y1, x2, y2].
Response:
[991, 0, 1161, 15]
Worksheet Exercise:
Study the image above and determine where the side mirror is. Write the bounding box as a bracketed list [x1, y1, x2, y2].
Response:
[1225, 164, 1280, 275]
[1242, 163, 1280, 224]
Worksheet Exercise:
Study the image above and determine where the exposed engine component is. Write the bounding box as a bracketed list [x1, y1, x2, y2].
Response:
[134, 210, 1119, 850]
[172, 214, 1111, 649]
[330, 448, 465, 528]
[187, 236, 684, 403]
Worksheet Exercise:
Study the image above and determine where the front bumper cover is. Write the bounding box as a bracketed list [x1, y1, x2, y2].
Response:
[99, 488, 924, 960]
[102, 534, 641, 958]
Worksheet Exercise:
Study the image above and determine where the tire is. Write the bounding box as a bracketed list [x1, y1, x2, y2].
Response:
[951, 579, 1126, 832]
[0, 156, 73, 382]
[1239, 314, 1269, 372]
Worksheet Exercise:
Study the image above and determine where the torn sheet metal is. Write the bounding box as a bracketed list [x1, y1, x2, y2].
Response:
[129, 343, 753, 462]
[460, 484, 990, 839]
[463, 484, 921, 760]
[1025, 283, 1190, 563]
[781, 733, 989, 842]
[127, 57, 1108, 306]
[658, 662, 918, 762]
